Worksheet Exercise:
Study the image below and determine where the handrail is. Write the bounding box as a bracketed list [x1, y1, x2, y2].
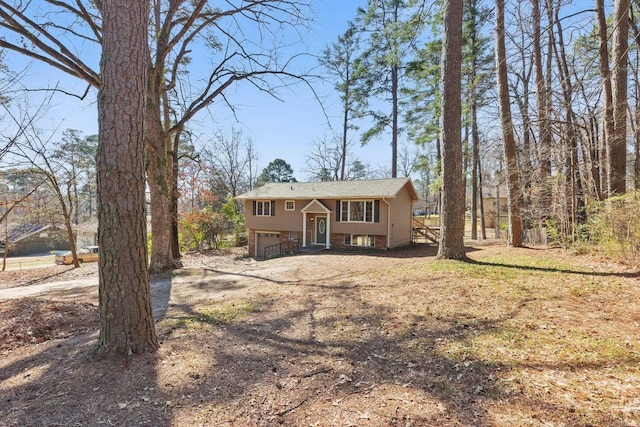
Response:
[411, 219, 440, 244]
[263, 238, 300, 259]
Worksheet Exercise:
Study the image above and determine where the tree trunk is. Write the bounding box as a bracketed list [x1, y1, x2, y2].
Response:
[471, 102, 479, 240]
[554, 6, 585, 233]
[341, 82, 349, 181]
[478, 157, 487, 240]
[93, 0, 158, 358]
[171, 130, 182, 260]
[146, 0, 177, 272]
[636, 88, 640, 189]
[533, 0, 553, 221]
[146, 103, 175, 273]
[495, 0, 523, 247]
[436, 0, 466, 260]
[468, 0, 482, 241]
[596, 0, 615, 198]
[391, 63, 399, 178]
[610, 0, 630, 195]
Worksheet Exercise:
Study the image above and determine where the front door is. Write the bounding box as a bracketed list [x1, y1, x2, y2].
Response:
[315, 216, 327, 244]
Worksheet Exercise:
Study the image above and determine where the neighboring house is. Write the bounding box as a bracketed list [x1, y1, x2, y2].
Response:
[0, 223, 70, 255]
[75, 220, 98, 248]
[236, 178, 420, 258]
[482, 183, 508, 228]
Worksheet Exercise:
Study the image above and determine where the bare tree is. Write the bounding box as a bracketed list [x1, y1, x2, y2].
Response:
[609, 0, 630, 195]
[7, 132, 81, 267]
[597, 0, 616, 198]
[306, 137, 345, 181]
[533, 0, 553, 217]
[206, 128, 255, 199]
[0, 0, 314, 273]
[398, 141, 417, 178]
[495, 0, 523, 247]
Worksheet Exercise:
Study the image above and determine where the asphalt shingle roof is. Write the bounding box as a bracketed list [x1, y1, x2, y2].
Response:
[236, 178, 418, 200]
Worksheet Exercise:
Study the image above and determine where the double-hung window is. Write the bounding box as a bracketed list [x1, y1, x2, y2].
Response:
[255, 200, 272, 216]
[341, 200, 374, 223]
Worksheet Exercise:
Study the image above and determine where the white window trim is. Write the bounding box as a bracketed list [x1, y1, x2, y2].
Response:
[345, 234, 375, 247]
[256, 200, 272, 216]
[341, 200, 374, 223]
[285, 200, 295, 211]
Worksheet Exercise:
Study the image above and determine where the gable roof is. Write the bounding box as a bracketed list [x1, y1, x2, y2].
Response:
[0, 223, 65, 243]
[236, 178, 419, 201]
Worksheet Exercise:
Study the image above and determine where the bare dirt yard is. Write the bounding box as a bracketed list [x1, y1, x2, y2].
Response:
[0, 243, 639, 426]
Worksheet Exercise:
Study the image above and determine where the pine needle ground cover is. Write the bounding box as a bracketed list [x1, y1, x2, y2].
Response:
[0, 245, 638, 426]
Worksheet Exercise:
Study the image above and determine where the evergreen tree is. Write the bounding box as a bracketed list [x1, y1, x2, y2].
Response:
[319, 22, 366, 180]
[257, 159, 297, 185]
[355, 0, 424, 177]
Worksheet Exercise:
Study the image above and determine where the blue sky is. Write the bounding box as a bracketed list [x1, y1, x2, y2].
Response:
[5, 0, 403, 181]
[196, 0, 392, 179]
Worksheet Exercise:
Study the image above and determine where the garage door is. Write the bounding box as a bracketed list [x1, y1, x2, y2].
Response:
[256, 232, 281, 258]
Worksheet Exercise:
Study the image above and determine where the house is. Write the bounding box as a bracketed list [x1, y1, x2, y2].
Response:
[236, 178, 420, 258]
[482, 183, 508, 228]
[0, 223, 70, 255]
[75, 220, 98, 248]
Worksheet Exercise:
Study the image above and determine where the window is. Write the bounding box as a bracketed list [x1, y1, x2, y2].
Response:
[285, 200, 295, 211]
[255, 200, 272, 216]
[341, 200, 374, 222]
[345, 234, 375, 247]
[259, 233, 280, 238]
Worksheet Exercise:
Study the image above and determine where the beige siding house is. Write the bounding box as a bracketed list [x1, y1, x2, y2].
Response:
[236, 178, 420, 258]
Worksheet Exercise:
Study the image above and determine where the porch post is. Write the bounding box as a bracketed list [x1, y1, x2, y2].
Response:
[302, 212, 307, 247]
[326, 212, 331, 249]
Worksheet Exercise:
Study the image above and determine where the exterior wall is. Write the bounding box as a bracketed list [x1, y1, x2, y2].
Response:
[243, 199, 304, 232]
[10, 231, 70, 255]
[482, 196, 508, 228]
[248, 228, 256, 255]
[329, 198, 388, 236]
[244, 198, 390, 244]
[387, 186, 415, 248]
[330, 233, 387, 250]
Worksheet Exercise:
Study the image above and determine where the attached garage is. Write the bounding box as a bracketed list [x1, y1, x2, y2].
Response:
[255, 232, 281, 258]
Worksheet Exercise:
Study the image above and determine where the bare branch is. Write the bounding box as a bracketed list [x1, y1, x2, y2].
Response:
[0, 0, 100, 87]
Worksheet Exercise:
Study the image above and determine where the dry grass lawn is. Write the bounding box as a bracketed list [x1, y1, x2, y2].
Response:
[0, 243, 639, 426]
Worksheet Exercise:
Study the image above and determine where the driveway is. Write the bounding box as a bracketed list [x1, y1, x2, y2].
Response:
[0, 255, 307, 320]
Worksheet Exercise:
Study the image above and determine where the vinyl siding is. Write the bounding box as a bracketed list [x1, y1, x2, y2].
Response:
[387, 186, 415, 248]
[244, 199, 304, 232]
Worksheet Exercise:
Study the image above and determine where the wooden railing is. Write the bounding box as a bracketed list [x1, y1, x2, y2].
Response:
[412, 218, 440, 244]
[263, 239, 300, 259]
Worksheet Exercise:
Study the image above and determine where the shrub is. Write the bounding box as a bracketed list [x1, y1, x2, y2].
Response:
[179, 208, 224, 252]
[588, 192, 640, 264]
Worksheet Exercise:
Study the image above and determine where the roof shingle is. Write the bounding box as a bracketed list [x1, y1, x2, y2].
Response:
[236, 178, 418, 200]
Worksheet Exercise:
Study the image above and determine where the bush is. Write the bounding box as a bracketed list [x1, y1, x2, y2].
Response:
[588, 192, 640, 264]
[179, 208, 224, 252]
